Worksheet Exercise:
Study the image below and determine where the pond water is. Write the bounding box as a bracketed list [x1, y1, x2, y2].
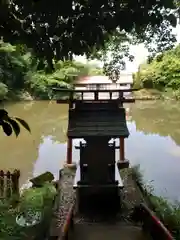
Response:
[0, 100, 180, 202]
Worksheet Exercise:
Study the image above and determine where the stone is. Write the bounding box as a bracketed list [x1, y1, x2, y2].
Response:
[30, 172, 54, 187]
[63, 162, 77, 170]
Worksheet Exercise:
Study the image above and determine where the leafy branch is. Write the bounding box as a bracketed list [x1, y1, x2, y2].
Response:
[0, 109, 30, 137]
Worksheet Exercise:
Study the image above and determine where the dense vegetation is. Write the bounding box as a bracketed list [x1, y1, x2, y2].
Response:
[0, 0, 179, 102]
[0, 0, 178, 70]
[134, 44, 180, 99]
[0, 41, 103, 101]
[0, 181, 57, 239]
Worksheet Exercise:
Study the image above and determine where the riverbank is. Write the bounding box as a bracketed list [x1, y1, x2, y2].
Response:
[2, 89, 71, 102]
[5, 88, 180, 101]
[133, 88, 180, 100]
[131, 165, 180, 239]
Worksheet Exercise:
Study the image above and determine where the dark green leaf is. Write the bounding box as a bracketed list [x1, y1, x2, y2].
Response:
[8, 118, 20, 137]
[166, 14, 177, 28]
[2, 121, 12, 136]
[0, 109, 8, 118]
[15, 117, 31, 133]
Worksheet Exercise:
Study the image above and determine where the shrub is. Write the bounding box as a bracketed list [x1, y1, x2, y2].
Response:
[134, 44, 180, 96]
[0, 82, 8, 99]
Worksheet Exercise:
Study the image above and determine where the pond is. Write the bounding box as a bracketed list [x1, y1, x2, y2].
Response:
[0, 100, 180, 202]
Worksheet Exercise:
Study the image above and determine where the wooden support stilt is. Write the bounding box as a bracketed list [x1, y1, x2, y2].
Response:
[67, 138, 72, 164]
[120, 137, 125, 161]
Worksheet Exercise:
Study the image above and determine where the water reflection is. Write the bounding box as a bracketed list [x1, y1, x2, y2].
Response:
[1, 100, 180, 202]
[126, 101, 180, 202]
[0, 101, 68, 186]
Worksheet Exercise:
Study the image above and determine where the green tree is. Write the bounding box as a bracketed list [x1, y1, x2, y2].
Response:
[88, 18, 177, 79]
[88, 30, 134, 80]
[0, 0, 178, 69]
[134, 44, 180, 92]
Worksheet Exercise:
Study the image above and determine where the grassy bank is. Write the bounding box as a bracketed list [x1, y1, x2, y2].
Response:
[133, 89, 162, 100]
[131, 165, 180, 239]
[133, 88, 180, 101]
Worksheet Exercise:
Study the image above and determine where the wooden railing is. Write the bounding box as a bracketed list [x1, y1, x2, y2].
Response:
[132, 203, 174, 239]
[53, 88, 138, 104]
[131, 173, 174, 239]
[0, 169, 20, 198]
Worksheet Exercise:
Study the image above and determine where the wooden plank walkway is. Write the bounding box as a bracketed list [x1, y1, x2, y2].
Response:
[73, 222, 147, 240]
[50, 167, 149, 240]
[71, 168, 149, 240]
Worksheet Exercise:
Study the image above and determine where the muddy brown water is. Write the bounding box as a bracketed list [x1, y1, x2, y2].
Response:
[0, 100, 180, 202]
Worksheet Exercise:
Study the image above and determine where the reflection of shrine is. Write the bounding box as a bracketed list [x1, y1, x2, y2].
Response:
[125, 106, 132, 121]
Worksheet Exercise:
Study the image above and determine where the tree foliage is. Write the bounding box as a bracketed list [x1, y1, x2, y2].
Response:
[87, 7, 178, 79]
[134, 44, 180, 93]
[88, 30, 134, 80]
[0, 41, 103, 135]
[0, 0, 178, 69]
[0, 41, 102, 100]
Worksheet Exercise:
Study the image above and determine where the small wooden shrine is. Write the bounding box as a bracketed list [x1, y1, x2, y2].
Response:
[55, 88, 136, 212]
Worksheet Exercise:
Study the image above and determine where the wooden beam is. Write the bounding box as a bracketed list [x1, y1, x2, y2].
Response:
[67, 138, 72, 164]
[56, 99, 135, 104]
[139, 203, 174, 240]
[57, 99, 69, 104]
[120, 137, 125, 161]
[53, 88, 139, 93]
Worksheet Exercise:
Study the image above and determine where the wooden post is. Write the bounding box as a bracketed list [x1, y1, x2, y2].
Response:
[120, 137, 125, 161]
[0, 170, 4, 197]
[94, 90, 98, 100]
[11, 169, 20, 196]
[67, 138, 72, 164]
[69, 91, 74, 109]
[109, 91, 112, 100]
[119, 91, 123, 107]
[6, 171, 11, 198]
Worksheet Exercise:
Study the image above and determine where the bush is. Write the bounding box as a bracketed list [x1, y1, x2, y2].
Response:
[19, 182, 57, 215]
[0, 42, 29, 91]
[0, 182, 57, 239]
[0, 199, 25, 239]
[0, 82, 8, 99]
[134, 44, 180, 95]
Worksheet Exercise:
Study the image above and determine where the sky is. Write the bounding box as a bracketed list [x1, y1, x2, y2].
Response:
[126, 24, 180, 72]
[75, 24, 180, 73]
